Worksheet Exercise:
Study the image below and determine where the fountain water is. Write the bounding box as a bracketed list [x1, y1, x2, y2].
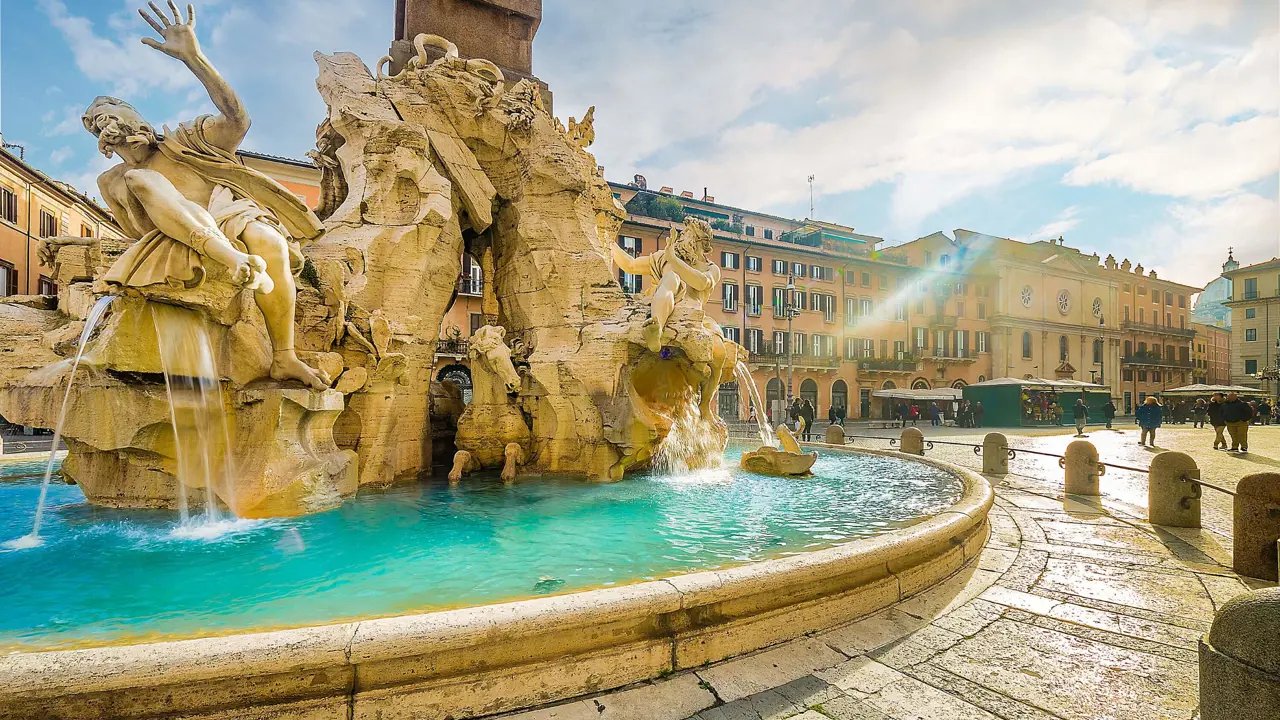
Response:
[151, 304, 237, 529]
[734, 361, 776, 448]
[3, 295, 114, 550]
[652, 401, 724, 475]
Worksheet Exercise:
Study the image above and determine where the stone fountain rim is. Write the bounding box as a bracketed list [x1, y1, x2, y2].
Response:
[0, 443, 993, 720]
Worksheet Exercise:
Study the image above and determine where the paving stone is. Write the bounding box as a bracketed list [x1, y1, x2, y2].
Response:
[1031, 586, 1212, 632]
[690, 689, 798, 720]
[863, 676, 1002, 720]
[811, 695, 893, 720]
[820, 609, 929, 656]
[906, 662, 1062, 720]
[1197, 572, 1252, 610]
[932, 619, 1199, 720]
[1034, 557, 1216, 621]
[976, 547, 1018, 573]
[928, 599, 1005, 638]
[696, 638, 847, 703]
[771, 675, 842, 709]
[1036, 518, 1171, 555]
[866, 625, 964, 669]
[815, 657, 907, 696]
[1025, 612, 1199, 665]
[1048, 601, 1205, 650]
[996, 548, 1049, 592]
[977, 586, 1061, 615]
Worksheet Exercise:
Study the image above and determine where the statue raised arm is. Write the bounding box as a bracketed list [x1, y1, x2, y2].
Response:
[81, 2, 330, 389]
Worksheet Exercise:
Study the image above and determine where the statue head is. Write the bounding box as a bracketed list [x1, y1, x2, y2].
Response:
[675, 218, 714, 265]
[82, 96, 160, 159]
[469, 325, 521, 395]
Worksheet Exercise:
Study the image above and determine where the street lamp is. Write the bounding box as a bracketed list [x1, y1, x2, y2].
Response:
[784, 276, 802, 402]
[1097, 314, 1105, 388]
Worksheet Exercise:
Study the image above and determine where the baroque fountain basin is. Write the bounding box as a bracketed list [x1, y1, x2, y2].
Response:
[0, 445, 992, 720]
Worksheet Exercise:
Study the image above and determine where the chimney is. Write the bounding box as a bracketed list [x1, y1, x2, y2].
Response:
[680, 190, 694, 199]
[659, 186, 673, 194]
[704, 196, 715, 203]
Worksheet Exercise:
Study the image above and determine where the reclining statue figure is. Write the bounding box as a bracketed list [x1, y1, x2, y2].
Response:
[82, 2, 327, 389]
[610, 218, 720, 353]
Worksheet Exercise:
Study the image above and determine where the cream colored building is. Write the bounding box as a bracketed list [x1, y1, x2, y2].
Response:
[1222, 257, 1280, 395]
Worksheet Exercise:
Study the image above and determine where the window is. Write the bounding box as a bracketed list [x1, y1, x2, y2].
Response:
[39, 209, 57, 238]
[1059, 335, 1069, 362]
[722, 282, 738, 312]
[845, 338, 857, 360]
[1244, 277, 1258, 299]
[763, 229, 773, 240]
[746, 284, 763, 316]
[1138, 307, 1144, 322]
[894, 340, 906, 359]
[894, 302, 906, 322]
[914, 299, 924, 314]
[940, 254, 950, 267]
[772, 259, 787, 275]
[861, 271, 871, 287]
[37, 275, 56, 295]
[0, 185, 17, 223]
[1124, 340, 1132, 356]
[977, 331, 989, 353]
[1166, 312, 1171, 326]
[722, 326, 740, 343]
[1123, 369, 1133, 381]
[746, 255, 761, 272]
[617, 236, 643, 294]
[1178, 295, 1186, 308]
[925, 251, 933, 265]
[794, 291, 808, 311]
[1152, 371, 1161, 383]
[1022, 332, 1032, 359]
[81, 224, 94, 237]
[955, 282, 967, 296]
[881, 339, 889, 358]
[879, 274, 888, 289]
[720, 251, 739, 270]
[955, 301, 965, 318]
[1165, 291, 1173, 306]
[745, 225, 755, 237]
[1246, 308, 1256, 319]
[1247, 329, 1257, 341]
[1124, 305, 1130, 321]
[746, 328, 763, 353]
[845, 296, 857, 326]
[772, 287, 787, 317]
[1138, 371, 1148, 382]
[1138, 341, 1147, 353]
[862, 339, 874, 358]
[1246, 359, 1258, 375]
[0, 261, 16, 297]
[822, 295, 836, 323]
[934, 330, 947, 357]
[977, 303, 986, 320]
[810, 265, 833, 281]
[469, 312, 484, 335]
[793, 333, 806, 356]
[792, 262, 806, 278]
[914, 327, 927, 351]
[773, 330, 788, 354]
[1093, 339, 1103, 364]
[860, 298, 873, 318]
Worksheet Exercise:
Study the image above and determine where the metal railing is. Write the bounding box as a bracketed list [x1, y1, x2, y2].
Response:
[857, 358, 918, 372]
[1122, 353, 1194, 369]
[457, 276, 483, 296]
[436, 339, 469, 356]
[1120, 320, 1195, 338]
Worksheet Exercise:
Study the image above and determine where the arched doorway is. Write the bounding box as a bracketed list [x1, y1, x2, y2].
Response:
[765, 378, 784, 424]
[437, 364, 473, 404]
[831, 380, 848, 418]
[977, 375, 986, 383]
[951, 379, 967, 389]
[882, 380, 897, 390]
[718, 381, 739, 420]
[912, 378, 931, 390]
[799, 378, 819, 415]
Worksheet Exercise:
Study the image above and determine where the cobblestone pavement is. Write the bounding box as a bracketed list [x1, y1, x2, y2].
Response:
[496, 426, 1279, 720]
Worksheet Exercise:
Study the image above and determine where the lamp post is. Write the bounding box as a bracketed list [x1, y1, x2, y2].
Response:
[785, 275, 801, 402]
[1097, 314, 1105, 389]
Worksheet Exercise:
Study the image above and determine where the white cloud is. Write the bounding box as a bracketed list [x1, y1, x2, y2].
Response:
[1139, 192, 1278, 286]
[1018, 207, 1082, 243]
[40, 104, 83, 137]
[48, 146, 74, 166]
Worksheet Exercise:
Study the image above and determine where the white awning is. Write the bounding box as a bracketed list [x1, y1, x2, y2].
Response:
[872, 388, 963, 401]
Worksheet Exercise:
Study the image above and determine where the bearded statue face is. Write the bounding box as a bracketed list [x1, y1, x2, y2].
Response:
[675, 219, 714, 266]
[82, 96, 159, 159]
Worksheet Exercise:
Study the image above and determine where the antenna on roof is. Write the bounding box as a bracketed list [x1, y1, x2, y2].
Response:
[807, 175, 815, 219]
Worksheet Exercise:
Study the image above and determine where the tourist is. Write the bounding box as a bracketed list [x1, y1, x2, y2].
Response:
[836, 405, 846, 427]
[1223, 392, 1254, 453]
[1259, 398, 1272, 426]
[930, 403, 941, 426]
[1207, 393, 1227, 450]
[800, 399, 816, 441]
[747, 406, 757, 424]
[1136, 396, 1163, 447]
[828, 403, 838, 428]
[1103, 398, 1116, 430]
[1193, 399, 1207, 428]
[908, 404, 920, 427]
[973, 401, 984, 428]
[1072, 398, 1088, 436]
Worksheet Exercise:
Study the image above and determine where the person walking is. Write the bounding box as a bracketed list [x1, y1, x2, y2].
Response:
[1072, 398, 1089, 436]
[1136, 396, 1163, 447]
[973, 401, 984, 428]
[1192, 399, 1207, 429]
[908, 404, 920, 427]
[800, 399, 816, 442]
[836, 405, 846, 427]
[1207, 393, 1227, 450]
[828, 403, 838, 429]
[1223, 392, 1254, 453]
[930, 403, 941, 427]
[1259, 398, 1272, 426]
[1103, 398, 1116, 430]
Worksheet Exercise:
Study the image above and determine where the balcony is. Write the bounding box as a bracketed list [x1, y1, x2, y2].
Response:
[1120, 320, 1195, 338]
[1122, 351, 1194, 369]
[922, 349, 978, 363]
[857, 358, 918, 373]
[437, 339, 469, 357]
[457, 276, 483, 296]
[929, 315, 957, 328]
[747, 345, 842, 370]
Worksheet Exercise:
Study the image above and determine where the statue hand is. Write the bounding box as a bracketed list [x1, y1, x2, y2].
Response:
[139, 2, 200, 62]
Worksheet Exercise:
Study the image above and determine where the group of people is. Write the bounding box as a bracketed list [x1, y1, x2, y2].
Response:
[1021, 390, 1063, 425]
[1136, 392, 1257, 452]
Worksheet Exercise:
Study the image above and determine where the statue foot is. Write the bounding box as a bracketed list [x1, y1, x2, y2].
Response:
[640, 319, 663, 353]
[501, 442, 524, 484]
[270, 351, 331, 391]
[209, 241, 274, 294]
[449, 450, 473, 485]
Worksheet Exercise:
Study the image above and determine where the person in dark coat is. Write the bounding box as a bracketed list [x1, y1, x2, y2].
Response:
[799, 399, 816, 441]
[1072, 398, 1088, 436]
[1103, 399, 1116, 430]
[1222, 392, 1254, 452]
[1135, 396, 1163, 447]
[973, 401, 984, 428]
[1206, 393, 1227, 450]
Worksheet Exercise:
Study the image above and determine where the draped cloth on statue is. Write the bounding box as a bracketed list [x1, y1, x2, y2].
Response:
[103, 115, 324, 290]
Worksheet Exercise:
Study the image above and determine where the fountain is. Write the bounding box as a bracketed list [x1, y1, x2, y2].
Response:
[0, 7, 1001, 720]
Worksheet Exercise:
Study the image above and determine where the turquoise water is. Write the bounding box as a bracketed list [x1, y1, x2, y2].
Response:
[0, 447, 960, 651]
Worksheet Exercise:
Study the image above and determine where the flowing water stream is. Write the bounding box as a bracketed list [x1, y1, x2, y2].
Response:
[3, 295, 115, 550]
[735, 360, 776, 448]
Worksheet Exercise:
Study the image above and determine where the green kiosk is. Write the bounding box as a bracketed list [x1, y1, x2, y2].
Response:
[962, 377, 1111, 427]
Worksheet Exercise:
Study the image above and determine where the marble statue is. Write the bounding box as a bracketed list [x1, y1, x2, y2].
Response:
[567, 106, 595, 149]
[449, 325, 530, 484]
[610, 218, 721, 354]
[740, 423, 818, 476]
[87, 2, 326, 390]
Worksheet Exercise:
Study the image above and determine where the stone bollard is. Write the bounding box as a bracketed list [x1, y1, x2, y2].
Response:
[1148, 451, 1201, 528]
[1061, 439, 1103, 495]
[824, 424, 845, 445]
[1199, 587, 1280, 720]
[899, 427, 925, 455]
[1233, 473, 1280, 582]
[981, 432, 1009, 475]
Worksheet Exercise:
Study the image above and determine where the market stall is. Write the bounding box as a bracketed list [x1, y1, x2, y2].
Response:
[962, 377, 1111, 427]
[871, 388, 964, 424]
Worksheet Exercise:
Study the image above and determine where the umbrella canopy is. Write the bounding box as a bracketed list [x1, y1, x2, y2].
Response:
[1161, 384, 1268, 396]
[871, 388, 963, 401]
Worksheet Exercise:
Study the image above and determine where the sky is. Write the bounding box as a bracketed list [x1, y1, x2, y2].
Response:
[1, 0, 1276, 290]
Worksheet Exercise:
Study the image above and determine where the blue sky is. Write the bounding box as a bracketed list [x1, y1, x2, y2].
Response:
[2, 0, 1276, 289]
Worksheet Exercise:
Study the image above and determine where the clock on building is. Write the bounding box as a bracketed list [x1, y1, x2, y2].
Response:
[1021, 286, 1033, 307]
[1092, 297, 1102, 318]
[1057, 290, 1071, 315]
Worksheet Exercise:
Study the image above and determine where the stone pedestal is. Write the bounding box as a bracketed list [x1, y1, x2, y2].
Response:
[899, 427, 925, 455]
[1233, 473, 1280, 581]
[982, 432, 1009, 475]
[1148, 451, 1201, 528]
[1200, 588, 1280, 720]
[1062, 439, 1101, 495]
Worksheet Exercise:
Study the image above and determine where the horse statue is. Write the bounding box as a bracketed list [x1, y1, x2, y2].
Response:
[449, 325, 531, 484]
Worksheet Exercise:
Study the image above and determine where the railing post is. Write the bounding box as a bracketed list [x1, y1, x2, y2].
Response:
[1233, 473, 1280, 582]
[982, 432, 1008, 475]
[1062, 439, 1103, 495]
[823, 424, 845, 445]
[899, 427, 924, 455]
[1148, 451, 1201, 528]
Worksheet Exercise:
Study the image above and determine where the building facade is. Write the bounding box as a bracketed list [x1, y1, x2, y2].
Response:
[1191, 321, 1231, 385]
[0, 145, 125, 297]
[1222, 257, 1280, 394]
